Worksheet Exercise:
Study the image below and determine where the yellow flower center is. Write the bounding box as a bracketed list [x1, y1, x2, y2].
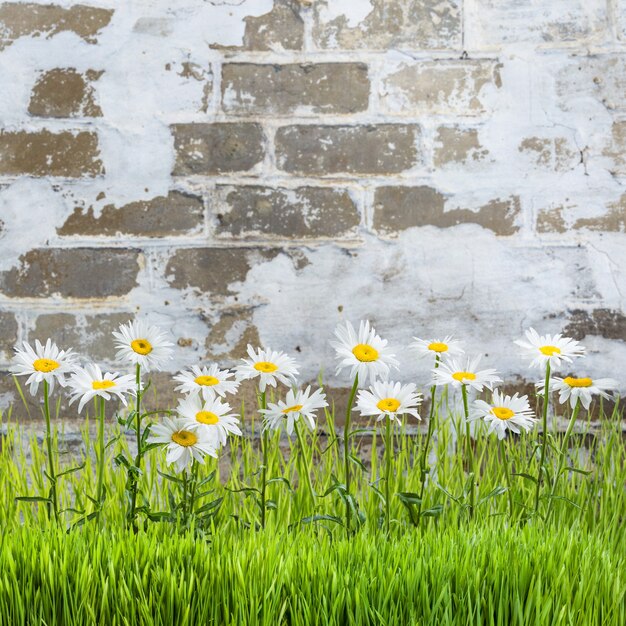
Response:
[352, 344, 379, 362]
[539, 345, 561, 356]
[563, 376, 593, 388]
[427, 342, 449, 353]
[171, 430, 198, 447]
[131, 339, 153, 355]
[194, 375, 219, 387]
[92, 380, 116, 390]
[452, 371, 476, 382]
[491, 406, 515, 420]
[195, 411, 219, 425]
[33, 358, 60, 373]
[376, 397, 401, 412]
[254, 361, 278, 373]
[282, 404, 303, 414]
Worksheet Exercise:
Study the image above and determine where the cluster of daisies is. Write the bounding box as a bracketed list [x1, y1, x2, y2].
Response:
[11, 319, 620, 474]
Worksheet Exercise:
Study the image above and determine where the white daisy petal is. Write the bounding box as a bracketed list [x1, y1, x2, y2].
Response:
[537, 375, 619, 410]
[469, 390, 537, 439]
[410, 335, 464, 360]
[234, 345, 298, 392]
[330, 320, 399, 385]
[177, 394, 242, 448]
[514, 327, 585, 370]
[67, 363, 136, 413]
[355, 380, 422, 424]
[112, 319, 174, 373]
[173, 364, 239, 401]
[432, 356, 501, 392]
[147, 416, 218, 472]
[260, 386, 328, 435]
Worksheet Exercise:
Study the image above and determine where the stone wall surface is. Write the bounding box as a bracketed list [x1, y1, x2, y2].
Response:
[0, 0, 625, 415]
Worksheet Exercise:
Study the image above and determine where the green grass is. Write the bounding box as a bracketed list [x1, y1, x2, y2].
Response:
[0, 389, 625, 625]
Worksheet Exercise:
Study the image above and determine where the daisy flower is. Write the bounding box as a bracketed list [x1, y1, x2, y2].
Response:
[537, 375, 619, 410]
[112, 319, 174, 372]
[235, 345, 298, 392]
[177, 394, 242, 447]
[432, 356, 501, 392]
[67, 363, 136, 413]
[411, 335, 464, 360]
[331, 320, 399, 385]
[469, 390, 537, 440]
[514, 327, 585, 370]
[147, 416, 217, 472]
[173, 364, 239, 401]
[355, 380, 422, 423]
[260, 386, 328, 435]
[12, 339, 76, 396]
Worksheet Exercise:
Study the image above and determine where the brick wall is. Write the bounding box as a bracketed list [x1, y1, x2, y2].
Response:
[0, 0, 625, 411]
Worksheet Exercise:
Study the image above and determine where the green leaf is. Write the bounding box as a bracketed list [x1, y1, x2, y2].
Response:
[157, 470, 184, 485]
[196, 497, 223, 515]
[299, 514, 344, 527]
[15, 496, 51, 503]
[397, 492, 422, 506]
[267, 476, 294, 493]
[265, 499, 278, 510]
[348, 454, 367, 472]
[478, 486, 508, 506]
[421, 505, 444, 518]
[57, 462, 86, 478]
[512, 472, 538, 485]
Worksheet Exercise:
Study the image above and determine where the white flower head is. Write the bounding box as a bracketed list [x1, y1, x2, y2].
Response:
[514, 327, 585, 370]
[469, 390, 537, 440]
[67, 363, 136, 413]
[12, 339, 77, 396]
[330, 320, 399, 385]
[235, 345, 298, 392]
[410, 335, 464, 360]
[355, 380, 422, 424]
[147, 416, 217, 472]
[537, 375, 619, 410]
[260, 386, 328, 435]
[432, 355, 501, 392]
[177, 394, 242, 447]
[173, 364, 239, 401]
[112, 319, 174, 373]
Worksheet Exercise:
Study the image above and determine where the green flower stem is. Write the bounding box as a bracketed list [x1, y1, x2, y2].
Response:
[295, 419, 316, 503]
[417, 355, 440, 527]
[384, 416, 393, 534]
[189, 460, 198, 517]
[259, 391, 268, 529]
[547, 398, 581, 519]
[344, 375, 359, 537]
[498, 437, 514, 519]
[461, 384, 475, 518]
[42, 380, 59, 523]
[128, 363, 143, 528]
[534, 362, 551, 515]
[95, 396, 106, 517]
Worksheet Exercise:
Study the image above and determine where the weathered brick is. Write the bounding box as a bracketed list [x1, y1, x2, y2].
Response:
[213, 185, 360, 239]
[381, 60, 501, 115]
[433, 127, 488, 166]
[222, 63, 369, 115]
[467, 0, 607, 48]
[275, 125, 420, 175]
[166, 248, 275, 296]
[0, 130, 103, 177]
[32, 312, 131, 361]
[564, 309, 626, 341]
[519, 136, 579, 172]
[603, 121, 626, 175]
[0, 3, 113, 49]
[574, 197, 626, 232]
[171, 123, 264, 175]
[0, 248, 139, 299]
[313, 0, 460, 50]
[239, 0, 303, 51]
[28, 68, 102, 118]
[205, 309, 261, 361]
[0, 311, 18, 359]
[373, 187, 520, 236]
[557, 56, 626, 113]
[538, 199, 626, 233]
[58, 191, 204, 237]
[537, 206, 567, 233]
